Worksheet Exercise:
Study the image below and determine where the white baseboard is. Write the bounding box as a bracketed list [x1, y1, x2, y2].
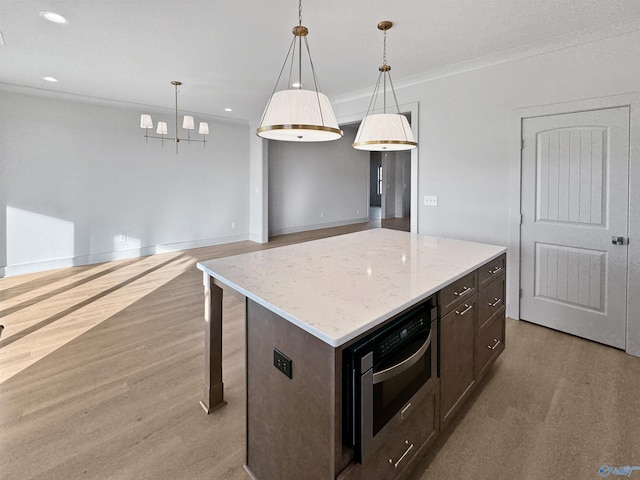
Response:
[270, 217, 370, 237]
[2, 233, 250, 277]
[249, 233, 268, 244]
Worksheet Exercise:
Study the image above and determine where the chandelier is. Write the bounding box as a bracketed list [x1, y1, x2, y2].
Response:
[352, 21, 417, 151]
[140, 81, 209, 154]
[256, 0, 343, 142]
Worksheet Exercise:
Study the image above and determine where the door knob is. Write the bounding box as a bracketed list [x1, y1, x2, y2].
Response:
[612, 236, 627, 246]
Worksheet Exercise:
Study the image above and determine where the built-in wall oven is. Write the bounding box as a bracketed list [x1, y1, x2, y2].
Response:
[343, 295, 438, 462]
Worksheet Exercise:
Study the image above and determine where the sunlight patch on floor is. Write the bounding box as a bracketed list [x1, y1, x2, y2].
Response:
[0, 253, 193, 385]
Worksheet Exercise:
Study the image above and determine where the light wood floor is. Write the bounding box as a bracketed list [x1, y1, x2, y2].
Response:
[1, 223, 639, 480]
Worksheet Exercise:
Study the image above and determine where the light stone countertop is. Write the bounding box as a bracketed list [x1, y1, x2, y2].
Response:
[198, 229, 506, 347]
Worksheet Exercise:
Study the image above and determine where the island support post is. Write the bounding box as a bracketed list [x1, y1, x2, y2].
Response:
[200, 272, 227, 413]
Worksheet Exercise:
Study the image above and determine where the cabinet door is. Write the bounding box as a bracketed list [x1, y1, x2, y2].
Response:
[439, 293, 477, 428]
[478, 253, 506, 290]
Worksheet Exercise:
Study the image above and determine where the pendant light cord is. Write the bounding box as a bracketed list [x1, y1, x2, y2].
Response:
[383, 27, 387, 66]
[384, 28, 388, 113]
[298, 0, 303, 87]
[298, 0, 302, 26]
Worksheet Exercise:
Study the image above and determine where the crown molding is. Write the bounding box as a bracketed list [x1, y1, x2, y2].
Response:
[332, 19, 640, 106]
[0, 82, 249, 125]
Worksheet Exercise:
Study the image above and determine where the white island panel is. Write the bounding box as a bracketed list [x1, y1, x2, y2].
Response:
[198, 229, 506, 347]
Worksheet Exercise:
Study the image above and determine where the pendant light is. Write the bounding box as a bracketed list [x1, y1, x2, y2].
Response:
[256, 0, 343, 142]
[353, 21, 417, 151]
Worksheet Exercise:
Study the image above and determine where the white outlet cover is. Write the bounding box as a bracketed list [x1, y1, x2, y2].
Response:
[424, 195, 438, 207]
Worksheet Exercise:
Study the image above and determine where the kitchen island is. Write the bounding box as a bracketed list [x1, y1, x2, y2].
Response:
[197, 229, 507, 480]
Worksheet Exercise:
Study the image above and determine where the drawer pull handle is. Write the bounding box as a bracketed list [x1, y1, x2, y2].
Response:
[456, 304, 473, 316]
[488, 339, 501, 350]
[488, 297, 502, 308]
[389, 441, 414, 469]
[489, 266, 503, 275]
[453, 286, 472, 297]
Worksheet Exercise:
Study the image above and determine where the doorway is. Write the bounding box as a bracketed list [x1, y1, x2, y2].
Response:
[368, 150, 411, 232]
[519, 106, 630, 349]
[337, 101, 419, 234]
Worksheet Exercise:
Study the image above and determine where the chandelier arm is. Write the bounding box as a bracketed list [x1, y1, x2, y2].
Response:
[287, 34, 297, 89]
[303, 36, 325, 127]
[304, 36, 322, 94]
[387, 73, 412, 141]
[259, 35, 298, 127]
[370, 70, 383, 116]
[355, 71, 384, 143]
[387, 72, 402, 115]
[144, 134, 205, 144]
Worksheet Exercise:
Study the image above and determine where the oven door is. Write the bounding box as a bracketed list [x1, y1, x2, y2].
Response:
[359, 319, 437, 461]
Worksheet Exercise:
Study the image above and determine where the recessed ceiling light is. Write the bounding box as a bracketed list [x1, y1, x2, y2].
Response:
[40, 11, 70, 24]
[43, 76, 58, 82]
[224, 108, 233, 112]
[291, 82, 302, 88]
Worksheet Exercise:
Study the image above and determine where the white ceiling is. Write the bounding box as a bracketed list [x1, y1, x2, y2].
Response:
[1, 0, 640, 122]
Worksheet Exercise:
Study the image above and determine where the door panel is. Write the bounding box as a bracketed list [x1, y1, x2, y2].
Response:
[535, 243, 605, 311]
[520, 107, 629, 349]
[536, 128, 606, 225]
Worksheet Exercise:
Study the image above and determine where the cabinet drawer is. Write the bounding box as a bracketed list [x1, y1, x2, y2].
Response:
[475, 314, 505, 381]
[358, 381, 439, 480]
[478, 253, 506, 289]
[439, 270, 478, 316]
[478, 273, 506, 334]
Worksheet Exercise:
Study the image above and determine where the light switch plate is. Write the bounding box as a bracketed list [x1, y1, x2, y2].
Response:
[424, 195, 438, 207]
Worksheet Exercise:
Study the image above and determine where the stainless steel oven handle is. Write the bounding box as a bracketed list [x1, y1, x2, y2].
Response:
[372, 330, 432, 385]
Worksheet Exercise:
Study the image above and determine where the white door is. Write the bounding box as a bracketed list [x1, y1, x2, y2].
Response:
[520, 107, 629, 349]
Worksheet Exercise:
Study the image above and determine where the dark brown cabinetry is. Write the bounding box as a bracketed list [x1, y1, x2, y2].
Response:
[439, 292, 477, 428]
[478, 253, 506, 290]
[245, 253, 506, 480]
[476, 254, 506, 381]
[439, 270, 478, 316]
[439, 254, 506, 427]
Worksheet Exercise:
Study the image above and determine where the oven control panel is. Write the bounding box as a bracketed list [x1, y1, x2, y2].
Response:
[377, 315, 426, 357]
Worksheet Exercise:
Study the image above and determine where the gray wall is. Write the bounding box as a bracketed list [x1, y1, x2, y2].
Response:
[0, 89, 250, 275]
[334, 29, 640, 246]
[268, 126, 369, 235]
[333, 28, 640, 355]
